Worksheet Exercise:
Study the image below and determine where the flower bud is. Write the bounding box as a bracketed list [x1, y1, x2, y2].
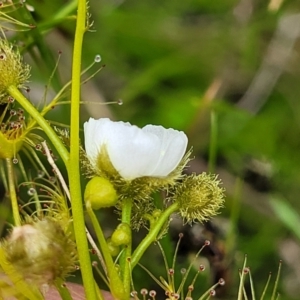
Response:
[84, 176, 118, 209]
[0, 39, 30, 103]
[106, 238, 120, 257]
[111, 223, 131, 246]
[2, 218, 77, 286]
[172, 173, 225, 224]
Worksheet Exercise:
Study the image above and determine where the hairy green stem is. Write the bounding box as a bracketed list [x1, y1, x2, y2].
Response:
[55, 279, 73, 300]
[69, 0, 98, 298]
[7, 85, 69, 166]
[120, 198, 133, 296]
[131, 202, 179, 268]
[86, 205, 126, 300]
[6, 158, 21, 226]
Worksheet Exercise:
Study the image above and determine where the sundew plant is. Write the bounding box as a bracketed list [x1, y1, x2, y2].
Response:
[0, 1, 285, 300]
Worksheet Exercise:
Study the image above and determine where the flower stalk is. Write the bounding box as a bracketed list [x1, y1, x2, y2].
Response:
[86, 204, 126, 300]
[131, 202, 179, 268]
[120, 198, 133, 296]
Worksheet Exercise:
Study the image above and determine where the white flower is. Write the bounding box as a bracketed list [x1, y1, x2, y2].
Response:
[84, 118, 188, 180]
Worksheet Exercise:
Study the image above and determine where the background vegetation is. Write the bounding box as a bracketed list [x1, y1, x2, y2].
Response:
[2, 0, 300, 299]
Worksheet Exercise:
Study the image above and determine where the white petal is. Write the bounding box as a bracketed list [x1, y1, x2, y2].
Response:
[142, 125, 188, 176]
[84, 118, 105, 167]
[84, 118, 188, 180]
[105, 122, 162, 179]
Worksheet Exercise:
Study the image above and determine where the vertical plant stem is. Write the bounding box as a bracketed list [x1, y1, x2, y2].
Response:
[120, 198, 133, 296]
[271, 260, 282, 300]
[237, 255, 248, 300]
[6, 158, 21, 226]
[55, 279, 73, 300]
[69, 0, 97, 298]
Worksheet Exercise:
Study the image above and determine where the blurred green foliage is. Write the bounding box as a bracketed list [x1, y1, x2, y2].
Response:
[5, 0, 300, 298]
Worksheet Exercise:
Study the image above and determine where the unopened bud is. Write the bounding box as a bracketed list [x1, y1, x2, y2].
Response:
[107, 238, 120, 257]
[84, 176, 118, 209]
[3, 218, 77, 285]
[111, 223, 131, 246]
[172, 173, 225, 223]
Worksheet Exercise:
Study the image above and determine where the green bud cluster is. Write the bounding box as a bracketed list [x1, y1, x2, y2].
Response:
[171, 173, 225, 224]
[106, 223, 132, 257]
[2, 217, 77, 286]
[0, 39, 30, 103]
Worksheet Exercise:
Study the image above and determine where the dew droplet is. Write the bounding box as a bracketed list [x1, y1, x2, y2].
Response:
[168, 268, 174, 275]
[8, 96, 14, 103]
[12, 158, 18, 164]
[17, 108, 24, 115]
[27, 187, 36, 195]
[140, 288, 148, 295]
[149, 290, 156, 297]
[219, 278, 225, 286]
[10, 110, 17, 116]
[92, 261, 98, 267]
[204, 240, 210, 246]
[94, 54, 101, 63]
[199, 264, 205, 271]
[35, 144, 42, 151]
[117, 99, 123, 105]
